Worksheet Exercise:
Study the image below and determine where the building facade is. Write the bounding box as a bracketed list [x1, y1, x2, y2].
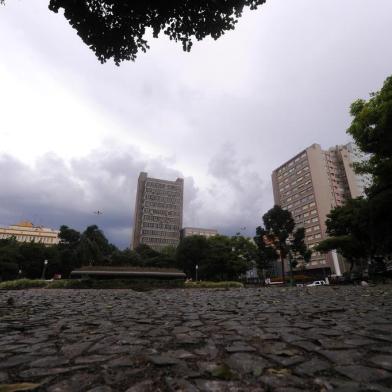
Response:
[271, 143, 363, 276]
[132, 172, 184, 251]
[180, 227, 218, 239]
[0, 221, 60, 245]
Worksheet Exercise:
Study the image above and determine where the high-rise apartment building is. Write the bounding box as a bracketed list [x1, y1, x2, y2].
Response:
[272, 143, 364, 276]
[132, 172, 184, 250]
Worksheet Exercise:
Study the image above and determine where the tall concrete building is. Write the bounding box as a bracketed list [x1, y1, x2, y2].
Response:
[132, 172, 184, 251]
[271, 143, 364, 276]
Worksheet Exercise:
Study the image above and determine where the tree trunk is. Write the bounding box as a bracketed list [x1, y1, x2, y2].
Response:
[280, 254, 285, 283]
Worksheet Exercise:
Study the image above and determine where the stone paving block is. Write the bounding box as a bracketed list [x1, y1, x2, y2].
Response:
[195, 379, 242, 391]
[267, 354, 306, 367]
[165, 377, 199, 392]
[293, 357, 330, 376]
[0, 371, 9, 382]
[369, 354, 392, 371]
[0, 286, 391, 391]
[46, 372, 98, 392]
[334, 365, 392, 382]
[292, 340, 321, 352]
[0, 355, 39, 369]
[86, 386, 114, 392]
[147, 354, 180, 366]
[19, 366, 88, 379]
[225, 353, 268, 376]
[124, 380, 156, 392]
[29, 356, 69, 368]
[225, 342, 256, 353]
[318, 349, 363, 365]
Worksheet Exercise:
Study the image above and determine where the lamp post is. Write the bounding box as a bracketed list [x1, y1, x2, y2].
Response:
[41, 260, 48, 280]
[285, 237, 294, 287]
[195, 264, 199, 282]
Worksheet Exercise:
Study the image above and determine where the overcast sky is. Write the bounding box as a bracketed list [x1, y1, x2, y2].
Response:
[1, 0, 391, 248]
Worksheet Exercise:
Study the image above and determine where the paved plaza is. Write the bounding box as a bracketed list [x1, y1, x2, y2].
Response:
[0, 286, 392, 391]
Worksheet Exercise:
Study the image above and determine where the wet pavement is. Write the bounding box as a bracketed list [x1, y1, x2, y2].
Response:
[0, 285, 391, 391]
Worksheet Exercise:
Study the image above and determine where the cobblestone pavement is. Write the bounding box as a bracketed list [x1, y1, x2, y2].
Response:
[0, 286, 392, 392]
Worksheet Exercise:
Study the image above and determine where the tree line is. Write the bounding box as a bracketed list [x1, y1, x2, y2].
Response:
[0, 225, 261, 282]
[0, 215, 311, 283]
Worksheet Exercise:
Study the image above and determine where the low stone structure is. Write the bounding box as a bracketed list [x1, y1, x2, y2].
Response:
[70, 266, 186, 280]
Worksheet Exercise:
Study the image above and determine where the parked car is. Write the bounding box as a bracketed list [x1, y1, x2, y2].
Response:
[306, 280, 328, 287]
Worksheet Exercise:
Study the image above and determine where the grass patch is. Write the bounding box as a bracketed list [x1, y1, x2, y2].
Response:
[0, 279, 243, 291]
[0, 279, 48, 290]
[185, 281, 243, 289]
[0, 278, 186, 291]
[46, 279, 185, 291]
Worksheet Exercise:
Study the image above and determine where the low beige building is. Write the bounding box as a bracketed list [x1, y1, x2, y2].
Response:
[0, 221, 60, 246]
[180, 227, 218, 239]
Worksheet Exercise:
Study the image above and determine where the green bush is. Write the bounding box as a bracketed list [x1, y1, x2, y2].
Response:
[0, 278, 186, 291]
[185, 281, 243, 289]
[0, 278, 244, 290]
[0, 279, 48, 290]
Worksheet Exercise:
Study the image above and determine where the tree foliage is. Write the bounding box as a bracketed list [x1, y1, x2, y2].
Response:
[348, 76, 392, 255]
[253, 226, 278, 277]
[254, 205, 311, 278]
[348, 76, 392, 197]
[316, 75, 392, 272]
[176, 235, 209, 278]
[0, 225, 119, 281]
[46, 0, 266, 64]
[176, 234, 255, 281]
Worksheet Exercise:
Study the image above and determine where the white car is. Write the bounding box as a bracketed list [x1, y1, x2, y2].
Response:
[307, 280, 328, 287]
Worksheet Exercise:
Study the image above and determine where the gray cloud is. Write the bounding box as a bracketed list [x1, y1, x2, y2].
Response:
[1, 0, 392, 246]
[0, 142, 270, 247]
[204, 143, 271, 236]
[0, 146, 199, 248]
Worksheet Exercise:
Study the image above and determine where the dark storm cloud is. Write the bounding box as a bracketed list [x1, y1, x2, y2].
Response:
[0, 147, 199, 248]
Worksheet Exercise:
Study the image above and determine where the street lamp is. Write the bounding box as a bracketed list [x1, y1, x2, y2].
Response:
[41, 260, 48, 280]
[285, 237, 294, 287]
[195, 264, 199, 282]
